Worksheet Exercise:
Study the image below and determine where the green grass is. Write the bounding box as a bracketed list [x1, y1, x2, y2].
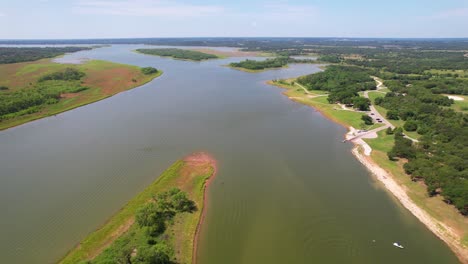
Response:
[60, 156, 215, 264]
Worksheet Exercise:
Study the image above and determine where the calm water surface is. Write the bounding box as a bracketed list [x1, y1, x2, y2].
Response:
[0, 45, 459, 263]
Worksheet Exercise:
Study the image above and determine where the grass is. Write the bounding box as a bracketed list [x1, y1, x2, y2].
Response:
[0, 59, 162, 130]
[60, 154, 215, 264]
[269, 80, 378, 129]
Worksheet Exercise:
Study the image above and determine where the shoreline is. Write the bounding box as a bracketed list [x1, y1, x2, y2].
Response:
[192, 153, 218, 264]
[268, 80, 468, 263]
[59, 152, 217, 264]
[351, 146, 468, 263]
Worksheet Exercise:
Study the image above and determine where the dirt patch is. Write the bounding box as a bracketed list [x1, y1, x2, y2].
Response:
[82, 67, 141, 95]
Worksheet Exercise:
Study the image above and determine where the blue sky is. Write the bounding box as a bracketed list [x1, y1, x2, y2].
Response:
[0, 0, 467, 39]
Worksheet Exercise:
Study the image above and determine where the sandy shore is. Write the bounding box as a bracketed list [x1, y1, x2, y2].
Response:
[268, 80, 467, 263]
[351, 145, 468, 263]
[192, 153, 218, 264]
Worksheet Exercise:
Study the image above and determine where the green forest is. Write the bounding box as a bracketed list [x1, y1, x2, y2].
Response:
[136, 48, 218, 61]
[229, 57, 289, 70]
[297, 66, 375, 110]
[89, 188, 195, 264]
[0, 47, 91, 64]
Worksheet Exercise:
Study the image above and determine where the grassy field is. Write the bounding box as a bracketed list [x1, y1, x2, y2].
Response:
[60, 153, 216, 264]
[0, 59, 162, 130]
[444, 94, 468, 113]
[269, 80, 377, 129]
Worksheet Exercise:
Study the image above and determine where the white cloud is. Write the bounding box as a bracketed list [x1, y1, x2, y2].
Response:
[0, 12, 5, 17]
[73, 0, 224, 17]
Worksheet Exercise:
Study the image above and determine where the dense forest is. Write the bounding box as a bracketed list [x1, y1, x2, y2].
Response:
[136, 48, 218, 61]
[297, 66, 375, 110]
[0, 68, 88, 121]
[91, 188, 195, 263]
[0, 47, 91, 64]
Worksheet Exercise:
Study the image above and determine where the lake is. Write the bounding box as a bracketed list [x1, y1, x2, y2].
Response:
[0, 45, 459, 263]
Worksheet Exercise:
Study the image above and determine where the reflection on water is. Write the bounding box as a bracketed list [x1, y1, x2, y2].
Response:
[0, 45, 458, 264]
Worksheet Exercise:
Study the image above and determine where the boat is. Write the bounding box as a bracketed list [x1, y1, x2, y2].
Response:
[393, 242, 404, 249]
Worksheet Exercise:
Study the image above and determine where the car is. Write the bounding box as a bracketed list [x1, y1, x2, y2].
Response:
[378, 120, 383, 123]
[370, 113, 375, 115]
[376, 118, 381, 120]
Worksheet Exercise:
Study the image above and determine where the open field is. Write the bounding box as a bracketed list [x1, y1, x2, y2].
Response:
[444, 94, 468, 113]
[60, 152, 216, 264]
[0, 59, 162, 130]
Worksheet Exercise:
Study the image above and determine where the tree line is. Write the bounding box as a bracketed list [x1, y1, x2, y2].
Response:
[136, 48, 218, 61]
[0, 47, 91, 64]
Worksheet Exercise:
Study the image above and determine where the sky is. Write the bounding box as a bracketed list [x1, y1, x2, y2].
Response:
[0, 0, 467, 39]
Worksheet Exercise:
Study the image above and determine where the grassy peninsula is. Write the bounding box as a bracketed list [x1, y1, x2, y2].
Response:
[136, 48, 220, 61]
[0, 59, 161, 130]
[60, 152, 217, 264]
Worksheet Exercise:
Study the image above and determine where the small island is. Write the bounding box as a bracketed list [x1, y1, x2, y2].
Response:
[0, 54, 162, 130]
[136, 48, 220, 61]
[60, 152, 217, 264]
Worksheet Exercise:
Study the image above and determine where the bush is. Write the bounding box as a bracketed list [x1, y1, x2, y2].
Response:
[141, 67, 158, 75]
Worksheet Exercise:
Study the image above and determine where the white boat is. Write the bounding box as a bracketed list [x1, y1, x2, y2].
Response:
[393, 242, 404, 249]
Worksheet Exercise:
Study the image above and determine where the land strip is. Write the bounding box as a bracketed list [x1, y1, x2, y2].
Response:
[60, 152, 217, 264]
[0, 59, 162, 130]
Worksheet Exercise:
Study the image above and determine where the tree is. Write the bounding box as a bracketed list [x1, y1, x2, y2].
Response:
[141, 67, 158, 75]
[361, 115, 373, 125]
[404, 120, 418, 131]
[386, 127, 394, 135]
[353, 97, 371, 111]
[386, 110, 399, 120]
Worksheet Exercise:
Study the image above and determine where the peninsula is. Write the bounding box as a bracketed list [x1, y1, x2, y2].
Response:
[0, 56, 162, 130]
[60, 152, 217, 264]
[136, 48, 220, 61]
